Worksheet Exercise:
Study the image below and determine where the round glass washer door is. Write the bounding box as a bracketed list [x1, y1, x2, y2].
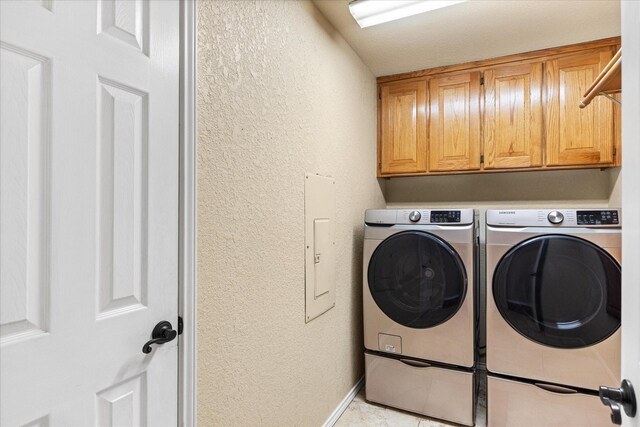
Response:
[493, 234, 621, 349]
[367, 231, 467, 329]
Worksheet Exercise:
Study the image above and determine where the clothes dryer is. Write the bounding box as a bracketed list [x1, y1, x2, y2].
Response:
[363, 208, 478, 426]
[485, 209, 621, 426]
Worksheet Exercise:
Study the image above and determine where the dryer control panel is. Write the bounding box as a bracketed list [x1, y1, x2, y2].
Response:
[487, 209, 622, 227]
[577, 210, 619, 225]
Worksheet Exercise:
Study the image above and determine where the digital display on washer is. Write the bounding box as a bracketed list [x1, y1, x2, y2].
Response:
[577, 210, 619, 225]
[430, 210, 461, 223]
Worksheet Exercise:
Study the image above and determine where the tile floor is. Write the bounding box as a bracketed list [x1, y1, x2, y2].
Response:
[335, 371, 487, 427]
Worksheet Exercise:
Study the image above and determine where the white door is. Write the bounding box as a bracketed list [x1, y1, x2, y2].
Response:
[0, 0, 179, 425]
[620, 1, 640, 426]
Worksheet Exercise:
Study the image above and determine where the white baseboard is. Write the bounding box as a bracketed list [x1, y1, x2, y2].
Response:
[322, 377, 365, 427]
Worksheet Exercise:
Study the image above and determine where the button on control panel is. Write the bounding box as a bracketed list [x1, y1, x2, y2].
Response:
[430, 210, 461, 223]
[577, 210, 619, 225]
[547, 211, 564, 224]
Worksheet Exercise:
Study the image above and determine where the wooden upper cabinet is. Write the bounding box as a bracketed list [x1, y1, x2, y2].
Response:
[379, 79, 427, 174]
[428, 72, 481, 172]
[545, 48, 615, 166]
[483, 63, 543, 169]
[376, 38, 620, 177]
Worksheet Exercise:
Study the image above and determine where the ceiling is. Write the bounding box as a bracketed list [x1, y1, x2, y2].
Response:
[312, 0, 621, 77]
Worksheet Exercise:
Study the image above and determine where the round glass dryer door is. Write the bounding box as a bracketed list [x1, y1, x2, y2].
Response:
[493, 235, 621, 349]
[367, 231, 467, 329]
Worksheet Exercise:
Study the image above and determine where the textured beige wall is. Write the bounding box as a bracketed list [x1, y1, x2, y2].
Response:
[196, 1, 384, 425]
[385, 167, 621, 352]
[385, 168, 617, 207]
[608, 167, 622, 207]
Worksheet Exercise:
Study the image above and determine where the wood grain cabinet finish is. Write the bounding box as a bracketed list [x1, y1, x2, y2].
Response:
[428, 72, 481, 172]
[545, 48, 615, 166]
[483, 63, 543, 169]
[376, 38, 620, 177]
[379, 79, 427, 174]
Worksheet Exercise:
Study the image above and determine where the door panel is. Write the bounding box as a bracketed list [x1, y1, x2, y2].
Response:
[98, 0, 149, 55]
[546, 48, 615, 166]
[621, 1, 640, 425]
[380, 79, 427, 174]
[0, 1, 179, 426]
[0, 43, 50, 343]
[97, 77, 150, 317]
[428, 72, 481, 171]
[484, 63, 543, 169]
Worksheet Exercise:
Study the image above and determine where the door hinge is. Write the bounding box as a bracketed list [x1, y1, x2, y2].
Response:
[480, 77, 484, 85]
[613, 146, 617, 156]
[178, 316, 183, 335]
[480, 155, 484, 164]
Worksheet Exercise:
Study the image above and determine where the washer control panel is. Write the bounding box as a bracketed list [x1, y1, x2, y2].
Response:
[577, 210, 619, 225]
[430, 210, 461, 223]
[365, 209, 474, 225]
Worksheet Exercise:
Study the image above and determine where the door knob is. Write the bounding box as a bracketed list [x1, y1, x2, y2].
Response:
[142, 321, 177, 354]
[599, 379, 637, 425]
[608, 402, 623, 425]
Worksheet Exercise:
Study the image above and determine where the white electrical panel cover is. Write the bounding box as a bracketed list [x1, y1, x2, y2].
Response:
[304, 173, 336, 322]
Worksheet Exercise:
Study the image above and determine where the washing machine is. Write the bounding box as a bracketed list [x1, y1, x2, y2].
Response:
[485, 209, 621, 426]
[363, 208, 478, 426]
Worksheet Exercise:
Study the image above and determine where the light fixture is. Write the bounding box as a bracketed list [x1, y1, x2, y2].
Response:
[349, 0, 466, 28]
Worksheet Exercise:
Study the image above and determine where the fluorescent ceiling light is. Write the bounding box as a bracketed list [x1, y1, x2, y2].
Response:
[349, 0, 466, 28]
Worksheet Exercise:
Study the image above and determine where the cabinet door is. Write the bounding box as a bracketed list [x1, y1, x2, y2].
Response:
[484, 63, 543, 169]
[546, 49, 615, 166]
[379, 79, 427, 174]
[428, 72, 481, 171]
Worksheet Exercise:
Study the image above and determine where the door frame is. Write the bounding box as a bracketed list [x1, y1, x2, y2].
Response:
[179, 0, 197, 425]
[621, 0, 640, 425]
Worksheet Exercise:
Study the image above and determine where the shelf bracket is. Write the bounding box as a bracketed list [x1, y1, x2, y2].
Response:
[600, 92, 622, 106]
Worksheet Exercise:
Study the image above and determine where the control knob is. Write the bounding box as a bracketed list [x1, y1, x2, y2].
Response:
[409, 211, 421, 222]
[548, 211, 564, 224]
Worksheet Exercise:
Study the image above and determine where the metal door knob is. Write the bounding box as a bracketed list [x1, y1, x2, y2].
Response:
[599, 379, 637, 425]
[142, 321, 177, 354]
[608, 402, 623, 425]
